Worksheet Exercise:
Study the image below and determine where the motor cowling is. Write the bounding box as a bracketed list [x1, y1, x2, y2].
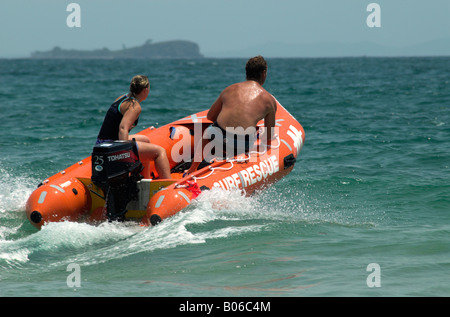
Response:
[91, 140, 143, 221]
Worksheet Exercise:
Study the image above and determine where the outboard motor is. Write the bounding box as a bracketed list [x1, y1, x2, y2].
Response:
[91, 140, 143, 221]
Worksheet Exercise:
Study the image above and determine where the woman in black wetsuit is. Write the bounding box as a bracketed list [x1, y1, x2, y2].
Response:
[96, 75, 171, 179]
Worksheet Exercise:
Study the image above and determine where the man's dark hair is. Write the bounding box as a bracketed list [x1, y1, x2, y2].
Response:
[245, 55, 267, 82]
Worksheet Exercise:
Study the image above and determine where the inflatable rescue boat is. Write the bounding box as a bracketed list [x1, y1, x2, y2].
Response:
[25, 102, 305, 229]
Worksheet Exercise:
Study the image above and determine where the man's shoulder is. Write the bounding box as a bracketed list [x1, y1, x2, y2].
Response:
[226, 81, 247, 89]
[221, 81, 248, 96]
[262, 90, 277, 103]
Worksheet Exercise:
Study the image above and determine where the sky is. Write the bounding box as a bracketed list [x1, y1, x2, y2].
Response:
[1, 0, 449, 58]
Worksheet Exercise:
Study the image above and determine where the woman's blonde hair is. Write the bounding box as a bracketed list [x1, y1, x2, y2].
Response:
[130, 75, 150, 97]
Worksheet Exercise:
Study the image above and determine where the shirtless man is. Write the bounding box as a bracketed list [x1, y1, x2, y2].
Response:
[186, 55, 277, 174]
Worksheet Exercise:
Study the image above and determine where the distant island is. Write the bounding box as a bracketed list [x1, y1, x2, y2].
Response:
[31, 40, 204, 59]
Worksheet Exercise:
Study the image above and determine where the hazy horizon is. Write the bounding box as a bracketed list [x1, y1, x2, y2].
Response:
[1, 0, 449, 58]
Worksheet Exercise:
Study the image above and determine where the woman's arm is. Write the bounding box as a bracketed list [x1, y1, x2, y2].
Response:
[119, 102, 141, 140]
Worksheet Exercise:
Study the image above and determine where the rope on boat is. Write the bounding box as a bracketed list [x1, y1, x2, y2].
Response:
[189, 135, 281, 182]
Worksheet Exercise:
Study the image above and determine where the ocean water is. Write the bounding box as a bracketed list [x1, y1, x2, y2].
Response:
[0, 57, 449, 298]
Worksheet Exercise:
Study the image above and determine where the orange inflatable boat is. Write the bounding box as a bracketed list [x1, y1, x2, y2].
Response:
[25, 101, 305, 229]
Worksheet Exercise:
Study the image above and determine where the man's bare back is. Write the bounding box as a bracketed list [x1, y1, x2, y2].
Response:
[186, 55, 276, 174]
[207, 81, 277, 133]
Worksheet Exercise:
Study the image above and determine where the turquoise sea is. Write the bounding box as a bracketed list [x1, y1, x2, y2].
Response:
[0, 57, 449, 298]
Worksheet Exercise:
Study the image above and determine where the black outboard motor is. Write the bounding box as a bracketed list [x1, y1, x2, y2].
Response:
[91, 140, 143, 221]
